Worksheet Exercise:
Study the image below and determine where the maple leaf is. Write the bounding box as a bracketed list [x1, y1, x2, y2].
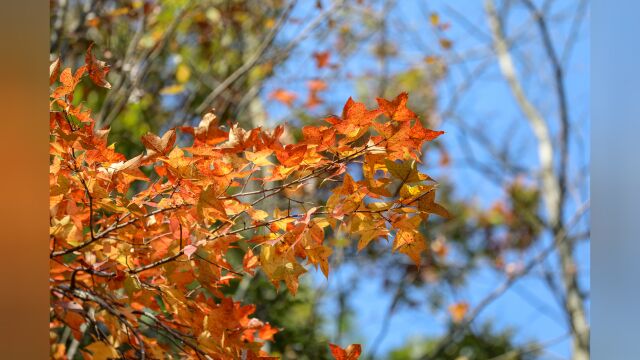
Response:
[275, 144, 307, 168]
[304, 243, 332, 278]
[393, 229, 427, 267]
[355, 221, 388, 251]
[243, 248, 260, 276]
[384, 159, 424, 183]
[302, 125, 335, 150]
[376, 92, 417, 121]
[141, 129, 176, 157]
[85, 43, 111, 89]
[327, 97, 382, 139]
[258, 323, 279, 341]
[260, 245, 307, 295]
[84, 43, 111, 89]
[409, 120, 445, 144]
[84, 341, 119, 360]
[197, 185, 229, 223]
[418, 190, 451, 219]
[181, 111, 229, 145]
[269, 88, 297, 106]
[329, 343, 362, 360]
[52, 66, 87, 98]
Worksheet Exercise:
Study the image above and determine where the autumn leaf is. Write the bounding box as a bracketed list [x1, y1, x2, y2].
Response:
[429, 12, 440, 26]
[393, 229, 427, 267]
[52, 66, 86, 98]
[258, 323, 279, 341]
[410, 120, 445, 143]
[243, 248, 260, 276]
[418, 190, 451, 219]
[49, 62, 449, 359]
[376, 92, 417, 121]
[260, 245, 307, 295]
[329, 343, 362, 360]
[141, 129, 176, 157]
[182, 111, 229, 145]
[49, 58, 60, 86]
[275, 144, 307, 168]
[85, 43, 111, 89]
[270, 88, 297, 106]
[385, 159, 423, 183]
[245, 149, 274, 167]
[448, 302, 469, 323]
[85, 341, 119, 360]
[326, 97, 382, 140]
[313, 51, 331, 68]
[197, 185, 228, 223]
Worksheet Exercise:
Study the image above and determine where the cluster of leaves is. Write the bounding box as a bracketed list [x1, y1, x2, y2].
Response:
[49, 48, 447, 358]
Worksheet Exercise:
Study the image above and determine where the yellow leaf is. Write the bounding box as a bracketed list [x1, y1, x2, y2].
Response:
[429, 13, 439, 26]
[260, 245, 307, 295]
[384, 159, 422, 183]
[393, 229, 426, 266]
[197, 185, 228, 223]
[245, 149, 274, 166]
[418, 191, 451, 219]
[160, 84, 185, 95]
[248, 209, 269, 222]
[85, 341, 119, 360]
[176, 63, 191, 83]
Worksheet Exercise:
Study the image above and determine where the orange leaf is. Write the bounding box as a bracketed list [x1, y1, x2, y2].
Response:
[329, 343, 362, 360]
[326, 97, 382, 139]
[270, 88, 297, 106]
[52, 66, 86, 98]
[49, 58, 60, 86]
[393, 229, 426, 267]
[448, 302, 469, 323]
[275, 144, 307, 168]
[257, 323, 279, 341]
[313, 51, 331, 68]
[376, 92, 417, 121]
[141, 129, 176, 157]
[307, 79, 327, 92]
[85, 43, 111, 89]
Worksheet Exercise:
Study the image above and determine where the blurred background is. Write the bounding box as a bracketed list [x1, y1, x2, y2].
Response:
[50, 0, 589, 359]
